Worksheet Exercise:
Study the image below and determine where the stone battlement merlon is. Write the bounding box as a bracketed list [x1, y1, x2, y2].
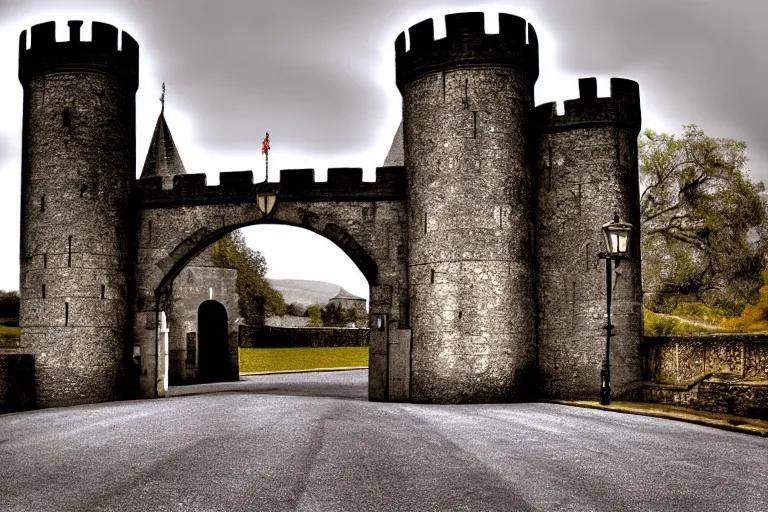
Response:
[19, 21, 139, 90]
[395, 12, 539, 93]
[135, 167, 407, 208]
[534, 77, 641, 134]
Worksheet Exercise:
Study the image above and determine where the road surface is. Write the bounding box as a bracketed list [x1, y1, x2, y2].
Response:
[1, 370, 765, 511]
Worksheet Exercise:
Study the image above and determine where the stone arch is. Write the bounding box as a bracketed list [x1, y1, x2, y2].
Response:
[135, 196, 409, 403]
[155, 217, 378, 298]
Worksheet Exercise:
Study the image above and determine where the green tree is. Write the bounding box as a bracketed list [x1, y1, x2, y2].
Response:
[306, 305, 323, 327]
[640, 124, 767, 312]
[211, 230, 286, 327]
[286, 302, 305, 316]
[320, 303, 358, 327]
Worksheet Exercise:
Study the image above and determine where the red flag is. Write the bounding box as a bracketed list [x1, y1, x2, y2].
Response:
[261, 132, 270, 155]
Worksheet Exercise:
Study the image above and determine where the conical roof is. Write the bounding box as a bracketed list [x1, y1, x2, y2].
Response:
[383, 120, 404, 167]
[140, 111, 186, 182]
[333, 287, 365, 301]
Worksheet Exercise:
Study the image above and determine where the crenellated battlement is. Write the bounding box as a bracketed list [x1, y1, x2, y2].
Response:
[136, 167, 407, 208]
[19, 20, 139, 90]
[534, 77, 641, 134]
[395, 12, 538, 93]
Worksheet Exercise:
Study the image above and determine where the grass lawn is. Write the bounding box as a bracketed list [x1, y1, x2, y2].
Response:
[239, 346, 369, 373]
[0, 325, 20, 337]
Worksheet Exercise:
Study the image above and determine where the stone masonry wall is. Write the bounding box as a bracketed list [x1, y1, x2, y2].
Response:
[135, 181, 407, 400]
[19, 22, 138, 407]
[535, 78, 643, 400]
[167, 261, 240, 384]
[643, 334, 768, 419]
[400, 13, 539, 403]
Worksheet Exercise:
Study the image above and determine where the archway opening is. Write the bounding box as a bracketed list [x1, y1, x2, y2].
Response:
[197, 300, 230, 383]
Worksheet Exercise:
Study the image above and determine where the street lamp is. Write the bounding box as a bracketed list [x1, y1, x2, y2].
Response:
[597, 213, 633, 405]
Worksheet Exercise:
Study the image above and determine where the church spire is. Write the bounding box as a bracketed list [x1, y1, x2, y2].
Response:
[140, 83, 186, 184]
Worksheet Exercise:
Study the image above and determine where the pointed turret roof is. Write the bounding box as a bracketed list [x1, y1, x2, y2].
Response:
[333, 287, 365, 301]
[383, 120, 404, 167]
[140, 111, 186, 181]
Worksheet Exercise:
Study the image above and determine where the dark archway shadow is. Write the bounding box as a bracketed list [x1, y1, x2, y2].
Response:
[197, 300, 229, 383]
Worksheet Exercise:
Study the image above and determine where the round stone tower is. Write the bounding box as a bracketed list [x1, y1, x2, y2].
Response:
[396, 12, 539, 403]
[18, 21, 139, 407]
[535, 77, 643, 400]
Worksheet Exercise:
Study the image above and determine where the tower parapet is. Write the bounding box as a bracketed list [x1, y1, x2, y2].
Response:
[395, 12, 538, 93]
[19, 21, 138, 91]
[535, 77, 640, 134]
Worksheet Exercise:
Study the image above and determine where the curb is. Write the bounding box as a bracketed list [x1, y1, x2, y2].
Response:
[547, 400, 768, 437]
[240, 366, 368, 376]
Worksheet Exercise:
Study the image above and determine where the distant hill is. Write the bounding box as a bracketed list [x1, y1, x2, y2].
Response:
[267, 279, 342, 308]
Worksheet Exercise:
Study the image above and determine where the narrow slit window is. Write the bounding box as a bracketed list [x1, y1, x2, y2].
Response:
[424, 212, 428, 234]
[64, 302, 69, 326]
[62, 109, 71, 128]
[80, 184, 87, 197]
[41, 284, 46, 299]
[67, 235, 72, 267]
[40, 196, 45, 212]
[458, 311, 463, 319]
[43, 253, 47, 269]
[430, 269, 435, 284]
[101, 284, 105, 300]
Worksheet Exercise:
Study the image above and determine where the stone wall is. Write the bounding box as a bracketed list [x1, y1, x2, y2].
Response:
[399, 13, 539, 403]
[535, 78, 643, 400]
[643, 334, 768, 419]
[18, 22, 139, 408]
[135, 180, 408, 401]
[240, 326, 369, 349]
[166, 255, 240, 385]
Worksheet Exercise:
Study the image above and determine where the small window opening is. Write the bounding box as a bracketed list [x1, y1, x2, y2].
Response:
[41, 284, 46, 299]
[62, 109, 71, 128]
[43, 253, 47, 269]
[101, 284, 105, 300]
[40, 196, 45, 212]
[424, 212, 428, 234]
[458, 310, 463, 319]
[80, 184, 88, 197]
[67, 235, 72, 267]
[64, 302, 69, 326]
[430, 269, 435, 284]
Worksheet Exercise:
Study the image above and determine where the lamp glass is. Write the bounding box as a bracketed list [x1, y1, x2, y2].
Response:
[618, 232, 628, 253]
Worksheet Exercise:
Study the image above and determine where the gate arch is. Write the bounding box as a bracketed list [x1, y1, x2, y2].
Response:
[197, 300, 230, 383]
[133, 168, 410, 403]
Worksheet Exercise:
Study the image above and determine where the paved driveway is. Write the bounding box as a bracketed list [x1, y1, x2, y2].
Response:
[1, 370, 766, 511]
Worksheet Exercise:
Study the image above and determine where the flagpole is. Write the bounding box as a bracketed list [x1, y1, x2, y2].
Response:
[266, 151, 269, 182]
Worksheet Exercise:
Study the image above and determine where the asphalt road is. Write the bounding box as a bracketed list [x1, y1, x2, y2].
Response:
[1, 370, 766, 512]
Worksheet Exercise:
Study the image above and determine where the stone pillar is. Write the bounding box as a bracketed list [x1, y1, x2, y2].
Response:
[535, 78, 643, 399]
[397, 12, 539, 403]
[18, 21, 139, 407]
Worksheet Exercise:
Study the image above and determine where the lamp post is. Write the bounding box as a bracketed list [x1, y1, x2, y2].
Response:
[597, 213, 633, 405]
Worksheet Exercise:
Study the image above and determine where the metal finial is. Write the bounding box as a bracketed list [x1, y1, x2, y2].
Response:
[160, 82, 166, 113]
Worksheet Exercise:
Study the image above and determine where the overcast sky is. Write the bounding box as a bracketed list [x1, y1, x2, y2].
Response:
[0, 0, 766, 301]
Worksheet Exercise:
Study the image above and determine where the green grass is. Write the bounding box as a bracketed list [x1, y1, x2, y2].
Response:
[0, 325, 20, 337]
[644, 309, 723, 336]
[239, 346, 369, 373]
